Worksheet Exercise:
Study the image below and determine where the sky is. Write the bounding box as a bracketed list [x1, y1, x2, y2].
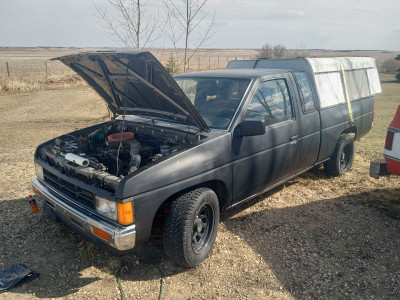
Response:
[0, 0, 399, 50]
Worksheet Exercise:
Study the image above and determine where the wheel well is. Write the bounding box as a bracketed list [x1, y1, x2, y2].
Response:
[149, 180, 229, 237]
[341, 126, 357, 139]
[327, 128, 357, 160]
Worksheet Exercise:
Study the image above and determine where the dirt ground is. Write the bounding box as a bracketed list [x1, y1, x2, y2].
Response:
[1, 77, 400, 299]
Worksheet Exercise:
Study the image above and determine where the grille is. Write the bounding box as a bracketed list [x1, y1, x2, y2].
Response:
[43, 169, 95, 208]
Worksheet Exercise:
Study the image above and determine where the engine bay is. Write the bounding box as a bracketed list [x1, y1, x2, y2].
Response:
[38, 121, 194, 192]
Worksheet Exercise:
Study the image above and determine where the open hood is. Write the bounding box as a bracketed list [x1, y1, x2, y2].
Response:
[54, 51, 209, 132]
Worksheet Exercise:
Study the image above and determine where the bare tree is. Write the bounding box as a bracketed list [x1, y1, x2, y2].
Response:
[395, 55, 400, 82]
[164, 0, 216, 73]
[94, 0, 162, 50]
[257, 43, 287, 59]
[257, 43, 273, 59]
[273, 44, 287, 59]
[380, 58, 400, 73]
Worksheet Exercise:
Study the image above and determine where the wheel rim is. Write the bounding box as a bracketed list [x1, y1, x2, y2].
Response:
[192, 203, 215, 254]
[340, 144, 352, 171]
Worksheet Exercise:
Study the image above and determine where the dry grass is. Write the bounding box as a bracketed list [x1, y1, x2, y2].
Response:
[356, 73, 400, 160]
[79, 241, 98, 262]
[0, 74, 84, 93]
[0, 56, 84, 92]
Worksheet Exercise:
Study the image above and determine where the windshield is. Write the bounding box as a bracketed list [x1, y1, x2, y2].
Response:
[175, 77, 251, 129]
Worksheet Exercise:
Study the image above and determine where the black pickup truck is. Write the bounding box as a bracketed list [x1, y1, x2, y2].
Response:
[31, 51, 380, 267]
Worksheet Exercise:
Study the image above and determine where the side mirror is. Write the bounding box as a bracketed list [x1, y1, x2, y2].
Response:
[239, 119, 266, 136]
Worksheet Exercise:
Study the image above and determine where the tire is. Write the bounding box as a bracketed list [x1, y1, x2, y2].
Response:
[163, 188, 220, 268]
[324, 134, 354, 176]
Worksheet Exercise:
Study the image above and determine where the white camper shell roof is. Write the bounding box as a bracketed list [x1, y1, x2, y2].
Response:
[227, 57, 382, 109]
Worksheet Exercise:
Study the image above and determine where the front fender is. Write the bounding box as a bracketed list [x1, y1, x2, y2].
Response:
[120, 131, 233, 246]
[132, 163, 233, 247]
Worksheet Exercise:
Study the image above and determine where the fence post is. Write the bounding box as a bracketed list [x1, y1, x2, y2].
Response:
[209, 57, 211, 69]
[217, 57, 220, 67]
[6, 62, 10, 78]
[45, 61, 48, 78]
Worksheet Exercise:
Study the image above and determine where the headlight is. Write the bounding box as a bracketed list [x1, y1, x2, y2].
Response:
[35, 163, 44, 181]
[95, 196, 117, 221]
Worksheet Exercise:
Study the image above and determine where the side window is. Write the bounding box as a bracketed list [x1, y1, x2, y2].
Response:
[244, 79, 293, 125]
[294, 72, 315, 112]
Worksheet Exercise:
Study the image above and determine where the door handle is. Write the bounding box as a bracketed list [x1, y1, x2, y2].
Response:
[290, 135, 299, 141]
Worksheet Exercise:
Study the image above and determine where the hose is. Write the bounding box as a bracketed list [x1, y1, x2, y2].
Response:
[151, 261, 164, 300]
[117, 268, 126, 300]
[116, 259, 164, 300]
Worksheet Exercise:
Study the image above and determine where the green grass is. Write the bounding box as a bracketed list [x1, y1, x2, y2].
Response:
[356, 73, 400, 160]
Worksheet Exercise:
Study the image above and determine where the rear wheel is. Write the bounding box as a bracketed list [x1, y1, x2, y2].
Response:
[324, 134, 354, 176]
[163, 188, 219, 268]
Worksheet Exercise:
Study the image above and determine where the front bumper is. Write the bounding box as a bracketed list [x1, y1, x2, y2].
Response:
[31, 177, 136, 250]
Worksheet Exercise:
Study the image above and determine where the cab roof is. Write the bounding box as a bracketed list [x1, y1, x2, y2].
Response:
[174, 68, 292, 79]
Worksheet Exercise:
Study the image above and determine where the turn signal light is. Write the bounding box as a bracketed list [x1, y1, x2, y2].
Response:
[117, 202, 134, 225]
[385, 130, 394, 151]
[33, 188, 41, 196]
[93, 227, 110, 241]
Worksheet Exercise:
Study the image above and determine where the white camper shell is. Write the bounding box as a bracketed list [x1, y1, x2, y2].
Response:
[228, 56, 382, 110]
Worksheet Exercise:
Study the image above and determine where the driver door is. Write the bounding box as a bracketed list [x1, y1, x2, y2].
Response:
[231, 75, 302, 203]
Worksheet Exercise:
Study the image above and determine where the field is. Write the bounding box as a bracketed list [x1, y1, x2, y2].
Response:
[1, 47, 399, 93]
[0, 49, 400, 299]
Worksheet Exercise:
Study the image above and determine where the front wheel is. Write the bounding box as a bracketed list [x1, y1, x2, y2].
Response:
[324, 134, 354, 176]
[163, 188, 220, 268]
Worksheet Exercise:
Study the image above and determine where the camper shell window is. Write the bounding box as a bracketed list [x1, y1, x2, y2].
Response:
[344, 69, 371, 101]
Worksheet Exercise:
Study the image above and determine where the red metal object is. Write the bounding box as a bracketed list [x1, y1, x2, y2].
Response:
[384, 105, 400, 176]
[386, 157, 400, 176]
[107, 132, 135, 147]
[389, 105, 400, 129]
[107, 132, 135, 142]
